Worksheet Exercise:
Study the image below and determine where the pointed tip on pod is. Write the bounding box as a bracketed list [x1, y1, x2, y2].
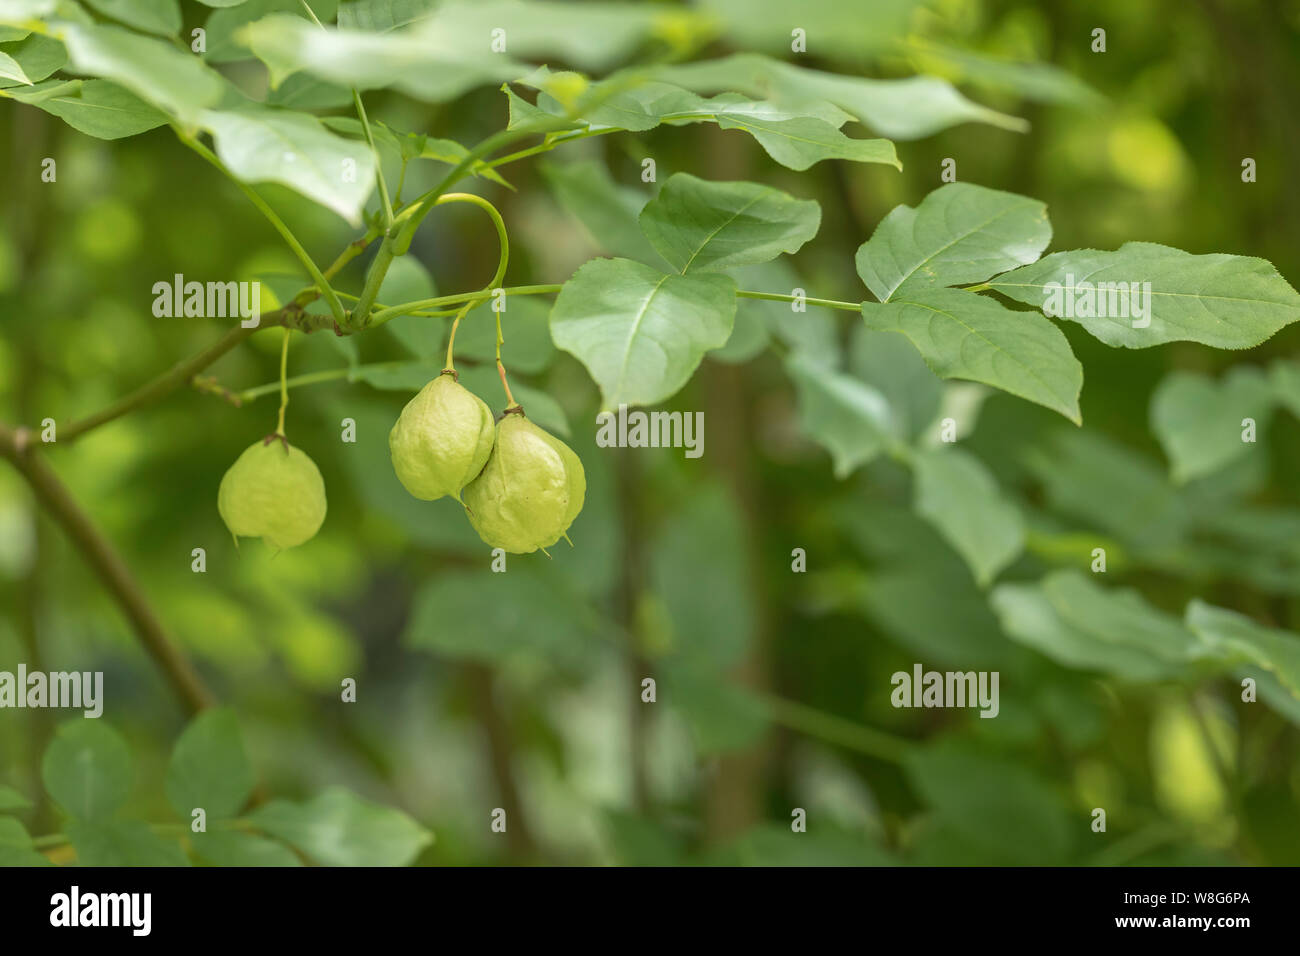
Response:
[462, 411, 586, 554]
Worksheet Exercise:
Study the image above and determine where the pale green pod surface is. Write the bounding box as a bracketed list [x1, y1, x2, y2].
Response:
[389, 374, 495, 501]
[463, 413, 587, 554]
[218, 439, 327, 550]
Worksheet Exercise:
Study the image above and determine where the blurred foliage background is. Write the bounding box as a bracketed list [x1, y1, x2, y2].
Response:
[2, 0, 1300, 865]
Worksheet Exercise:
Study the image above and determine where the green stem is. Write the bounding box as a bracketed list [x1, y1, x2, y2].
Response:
[275, 329, 291, 436]
[369, 284, 562, 327]
[352, 89, 394, 228]
[762, 694, 912, 763]
[177, 132, 347, 326]
[240, 366, 360, 403]
[736, 290, 864, 312]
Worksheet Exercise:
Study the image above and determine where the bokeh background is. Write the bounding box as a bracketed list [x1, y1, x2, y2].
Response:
[2, 0, 1300, 865]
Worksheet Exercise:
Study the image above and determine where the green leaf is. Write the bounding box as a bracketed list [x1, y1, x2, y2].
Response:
[0, 49, 30, 84]
[0, 785, 33, 812]
[785, 352, 893, 478]
[248, 786, 432, 866]
[200, 106, 377, 223]
[0, 1, 57, 23]
[83, 0, 181, 36]
[0, 818, 52, 867]
[9, 78, 167, 139]
[457, 366, 569, 436]
[849, 326, 942, 440]
[404, 566, 592, 666]
[991, 571, 1196, 680]
[375, 256, 437, 357]
[550, 257, 736, 410]
[68, 820, 190, 866]
[1185, 601, 1300, 699]
[1150, 367, 1273, 484]
[540, 158, 659, 264]
[452, 297, 555, 374]
[165, 707, 256, 820]
[42, 721, 132, 821]
[190, 830, 302, 867]
[855, 183, 1051, 302]
[203, 0, 340, 64]
[713, 111, 899, 172]
[337, 0, 437, 31]
[0, 34, 64, 86]
[906, 38, 1105, 109]
[639, 173, 821, 274]
[904, 743, 1073, 865]
[59, 22, 224, 125]
[912, 446, 1024, 587]
[650, 484, 756, 672]
[1026, 429, 1190, 555]
[239, 12, 524, 101]
[987, 242, 1300, 349]
[861, 287, 1083, 423]
[659, 53, 1027, 140]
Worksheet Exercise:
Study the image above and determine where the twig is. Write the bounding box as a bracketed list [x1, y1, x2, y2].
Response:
[0, 423, 216, 716]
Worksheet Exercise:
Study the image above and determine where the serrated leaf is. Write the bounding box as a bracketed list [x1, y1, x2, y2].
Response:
[1150, 367, 1273, 484]
[785, 352, 893, 478]
[714, 111, 899, 171]
[68, 820, 190, 866]
[83, 0, 181, 36]
[912, 446, 1024, 587]
[861, 287, 1082, 423]
[640, 173, 821, 274]
[550, 257, 736, 410]
[249, 787, 431, 866]
[659, 53, 1027, 140]
[200, 106, 376, 223]
[41, 721, 132, 821]
[59, 22, 224, 125]
[165, 708, 256, 820]
[987, 242, 1300, 349]
[9, 78, 167, 139]
[855, 183, 1050, 302]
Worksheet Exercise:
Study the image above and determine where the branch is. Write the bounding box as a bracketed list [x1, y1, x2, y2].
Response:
[57, 321, 272, 444]
[0, 423, 216, 716]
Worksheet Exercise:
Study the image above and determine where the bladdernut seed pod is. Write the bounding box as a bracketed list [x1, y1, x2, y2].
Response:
[388, 372, 495, 501]
[218, 436, 327, 550]
[463, 409, 586, 554]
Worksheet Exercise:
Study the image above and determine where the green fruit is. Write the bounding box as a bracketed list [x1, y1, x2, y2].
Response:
[218, 437, 327, 550]
[389, 373, 495, 501]
[463, 411, 586, 554]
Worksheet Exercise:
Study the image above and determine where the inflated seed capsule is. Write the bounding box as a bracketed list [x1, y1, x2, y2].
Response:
[218, 437, 327, 550]
[462, 410, 586, 554]
[388, 372, 495, 502]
